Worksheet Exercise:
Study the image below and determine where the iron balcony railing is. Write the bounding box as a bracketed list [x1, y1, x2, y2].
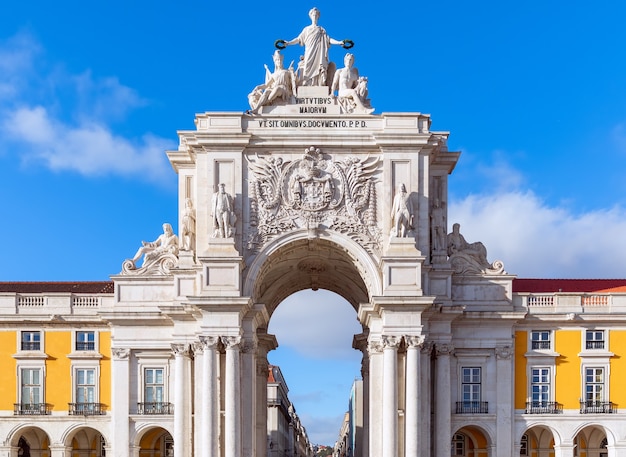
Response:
[525, 402, 563, 414]
[20, 342, 41, 351]
[75, 341, 95, 351]
[531, 340, 551, 350]
[137, 402, 173, 415]
[68, 402, 106, 416]
[580, 400, 615, 414]
[14, 403, 51, 415]
[456, 401, 489, 414]
[586, 340, 605, 350]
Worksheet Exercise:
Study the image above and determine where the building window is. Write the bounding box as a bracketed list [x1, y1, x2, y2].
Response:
[75, 368, 96, 413]
[462, 367, 481, 403]
[76, 331, 96, 351]
[531, 330, 551, 350]
[451, 433, 465, 456]
[145, 368, 164, 403]
[585, 367, 604, 403]
[21, 331, 41, 351]
[531, 367, 550, 404]
[520, 434, 528, 456]
[21, 368, 41, 407]
[586, 330, 605, 350]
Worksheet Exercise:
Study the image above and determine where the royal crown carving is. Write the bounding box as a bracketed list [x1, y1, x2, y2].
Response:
[247, 146, 381, 255]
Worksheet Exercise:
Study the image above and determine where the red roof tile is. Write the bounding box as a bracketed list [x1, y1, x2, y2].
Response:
[513, 278, 626, 293]
[0, 282, 114, 294]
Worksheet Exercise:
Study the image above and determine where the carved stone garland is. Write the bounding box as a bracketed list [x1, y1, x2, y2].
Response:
[246, 146, 381, 256]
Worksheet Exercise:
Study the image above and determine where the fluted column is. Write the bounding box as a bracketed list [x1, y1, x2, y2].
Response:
[222, 336, 242, 457]
[368, 340, 383, 457]
[420, 342, 434, 457]
[404, 336, 424, 457]
[201, 337, 220, 457]
[382, 335, 400, 457]
[172, 344, 191, 457]
[111, 348, 130, 457]
[434, 343, 453, 457]
[241, 339, 258, 457]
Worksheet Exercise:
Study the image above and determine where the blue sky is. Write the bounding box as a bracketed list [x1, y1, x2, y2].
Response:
[2, 0, 626, 446]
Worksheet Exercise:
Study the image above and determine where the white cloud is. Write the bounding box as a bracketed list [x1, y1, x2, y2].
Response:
[0, 32, 174, 181]
[3, 105, 173, 181]
[449, 191, 626, 278]
[269, 290, 362, 360]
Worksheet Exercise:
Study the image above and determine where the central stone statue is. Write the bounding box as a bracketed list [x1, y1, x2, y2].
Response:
[282, 7, 344, 86]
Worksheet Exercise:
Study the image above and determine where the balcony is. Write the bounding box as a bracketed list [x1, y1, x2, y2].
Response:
[14, 403, 51, 415]
[531, 340, 551, 350]
[137, 402, 173, 415]
[456, 401, 489, 414]
[580, 401, 615, 414]
[68, 402, 106, 416]
[525, 402, 562, 414]
[586, 340, 605, 350]
[75, 341, 96, 351]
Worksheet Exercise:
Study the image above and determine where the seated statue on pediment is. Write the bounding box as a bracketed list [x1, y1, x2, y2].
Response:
[447, 223, 504, 275]
[331, 53, 374, 114]
[248, 51, 297, 113]
[122, 223, 179, 275]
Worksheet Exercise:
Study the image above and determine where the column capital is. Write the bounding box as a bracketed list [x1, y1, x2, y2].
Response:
[367, 339, 383, 355]
[495, 345, 513, 360]
[200, 335, 220, 350]
[221, 335, 242, 349]
[404, 335, 426, 349]
[382, 335, 401, 349]
[435, 343, 454, 356]
[171, 343, 191, 357]
[111, 348, 130, 360]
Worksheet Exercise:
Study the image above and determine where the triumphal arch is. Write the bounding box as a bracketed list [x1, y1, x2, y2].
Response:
[111, 9, 516, 457]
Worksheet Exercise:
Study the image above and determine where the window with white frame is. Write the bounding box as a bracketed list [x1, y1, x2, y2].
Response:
[75, 368, 96, 404]
[76, 331, 95, 351]
[144, 368, 165, 404]
[531, 367, 550, 405]
[585, 367, 604, 403]
[585, 330, 605, 350]
[530, 330, 551, 350]
[461, 367, 481, 403]
[21, 368, 42, 406]
[21, 331, 41, 351]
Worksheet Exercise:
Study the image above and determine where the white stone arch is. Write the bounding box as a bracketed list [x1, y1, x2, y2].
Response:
[131, 423, 174, 448]
[5, 424, 51, 450]
[59, 424, 108, 451]
[519, 422, 561, 454]
[572, 422, 616, 448]
[243, 229, 381, 316]
[452, 424, 493, 456]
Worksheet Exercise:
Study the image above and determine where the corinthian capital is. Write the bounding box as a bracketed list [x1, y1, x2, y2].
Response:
[221, 335, 242, 349]
[171, 343, 191, 357]
[495, 345, 513, 360]
[435, 343, 454, 356]
[404, 335, 426, 349]
[111, 348, 130, 360]
[381, 335, 401, 349]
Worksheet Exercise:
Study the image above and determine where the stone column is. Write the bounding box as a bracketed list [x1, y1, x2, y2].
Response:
[48, 445, 72, 457]
[201, 337, 220, 457]
[241, 339, 258, 457]
[353, 333, 369, 457]
[368, 340, 383, 457]
[495, 345, 514, 455]
[434, 343, 453, 457]
[382, 335, 400, 457]
[172, 344, 191, 457]
[420, 342, 434, 457]
[111, 348, 130, 457]
[257, 333, 277, 457]
[193, 342, 204, 457]
[222, 336, 242, 457]
[553, 442, 575, 457]
[404, 336, 424, 457]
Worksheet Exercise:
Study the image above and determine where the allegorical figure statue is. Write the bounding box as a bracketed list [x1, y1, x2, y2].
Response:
[181, 198, 196, 251]
[212, 183, 236, 238]
[283, 7, 344, 86]
[130, 223, 179, 268]
[331, 53, 374, 114]
[431, 198, 446, 251]
[447, 223, 490, 267]
[248, 50, 297, 113]
[391, 184, 414, 237]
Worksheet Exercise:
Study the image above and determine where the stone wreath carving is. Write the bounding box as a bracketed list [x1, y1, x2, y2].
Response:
[247, 146, 381, 255]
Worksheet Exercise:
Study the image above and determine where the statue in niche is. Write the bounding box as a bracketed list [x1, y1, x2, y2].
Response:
[331, 53, 374, 114]
[391, 184, 414, 237]
[212, 183, 236, 238]
[122, 223, 179, 274]
[181, 198, 196, 251]
[281, 7, 347, 86]
[431, 198, 446, 251]
[248, 50, 297, 113]
[447, 222, 505, 274]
